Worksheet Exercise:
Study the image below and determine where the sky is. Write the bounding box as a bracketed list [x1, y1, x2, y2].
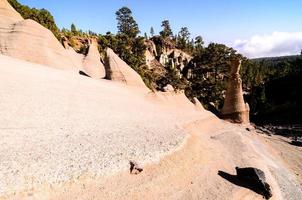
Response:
[18, 0, 302, 58]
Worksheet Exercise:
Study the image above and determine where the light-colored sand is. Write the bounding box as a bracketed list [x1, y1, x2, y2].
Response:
[3, 117, 301, 200]
[0, 54, 211, 197]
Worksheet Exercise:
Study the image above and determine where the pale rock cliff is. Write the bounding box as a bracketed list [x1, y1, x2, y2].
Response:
[81, 39, 106, 78]
[0, 0, 77, 70]
[104, 48, 149, 90]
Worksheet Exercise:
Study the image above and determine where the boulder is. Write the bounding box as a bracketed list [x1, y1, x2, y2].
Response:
[104, 48, 149, 90]
[236, 167, 272, 199]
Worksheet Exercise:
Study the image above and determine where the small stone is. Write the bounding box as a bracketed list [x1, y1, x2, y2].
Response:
[129, 161, 143, 175]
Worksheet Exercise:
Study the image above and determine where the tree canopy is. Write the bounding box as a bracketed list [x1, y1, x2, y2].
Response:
[115, 7, 140, 38]
[150, 27, 155, 37]
[177, 27, 190, 50]
[159, 20, 173, 38]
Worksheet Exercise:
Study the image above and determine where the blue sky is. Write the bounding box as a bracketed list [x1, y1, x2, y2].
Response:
[18, 0, 302, 57]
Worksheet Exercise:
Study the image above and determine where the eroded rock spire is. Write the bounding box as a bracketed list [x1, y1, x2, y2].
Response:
[221, 58, 249, 123]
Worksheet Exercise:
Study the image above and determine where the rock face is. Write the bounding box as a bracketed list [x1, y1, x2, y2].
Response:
[145, 40, 157, 67]
[0, 0, 77, 70]
[159, 49, 192, 72]
[81, 39, 106, 78]
[0, 0, 22, 24]
[104, 48, 149, 89]
[145, 39, 192, 79]
[221, 58, 249, 123]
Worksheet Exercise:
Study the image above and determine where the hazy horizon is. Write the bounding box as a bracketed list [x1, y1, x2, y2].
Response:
[18, 0, 302, 58]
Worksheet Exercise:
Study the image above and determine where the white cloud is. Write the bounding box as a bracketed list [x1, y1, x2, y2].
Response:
[233, 32, 302, 58]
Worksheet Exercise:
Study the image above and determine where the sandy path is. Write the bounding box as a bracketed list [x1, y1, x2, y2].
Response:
[4, 118, 302, 200]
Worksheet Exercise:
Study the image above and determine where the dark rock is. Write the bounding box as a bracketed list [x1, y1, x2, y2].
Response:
[236, 167, 272, 199]
[129, 161, 143, 175]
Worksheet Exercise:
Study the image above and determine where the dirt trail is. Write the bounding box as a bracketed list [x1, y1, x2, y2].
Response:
[4, 117, 301, 200]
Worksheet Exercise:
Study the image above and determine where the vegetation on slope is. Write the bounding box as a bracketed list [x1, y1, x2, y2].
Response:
[8, 0, 60, 39]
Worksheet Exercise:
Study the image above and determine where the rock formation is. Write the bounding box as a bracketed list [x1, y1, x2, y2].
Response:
[192, 97, 205, 111]
[145, 39, 192, 79]
[0, 0, 22, 24]
[104, 48, 149, 89]
[221, 58, 250, 123]
[158, 49, 192, 71]
[0, 0, 78, 70]
[81, 39, 106, 78]
[145, 40, 157, 67]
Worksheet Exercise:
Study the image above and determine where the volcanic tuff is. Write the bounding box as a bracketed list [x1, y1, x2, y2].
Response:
[104, 48, 149, 90]
[221, 58, 250, 123]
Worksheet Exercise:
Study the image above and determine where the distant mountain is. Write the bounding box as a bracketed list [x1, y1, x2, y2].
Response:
[251, 55, 301, 66]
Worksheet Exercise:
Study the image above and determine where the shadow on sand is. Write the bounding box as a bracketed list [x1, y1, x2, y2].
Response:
[218, 170, 271, 199]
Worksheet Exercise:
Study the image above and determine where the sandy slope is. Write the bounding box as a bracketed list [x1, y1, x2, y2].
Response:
[0, 54, 210, 197]
[0, 55, 301, 199]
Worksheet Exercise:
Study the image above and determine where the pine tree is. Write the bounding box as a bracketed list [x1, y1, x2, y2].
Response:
[177, 27, 190, 50]
[116, 7, 140, 38]
[150, 27, 155, 37]
[71, 23, 77, 35]
[159, 20, 173, 38]
[194, 36, 204, 54]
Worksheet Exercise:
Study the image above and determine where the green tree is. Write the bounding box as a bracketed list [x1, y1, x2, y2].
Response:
[188, 43, 240, 108]
[115, 7, 140, 38]
[71, 23, 77, 35]
[159, 20, 173, 38]
[177, 27, 190, 50]
[150, 27, 155, 37]
[194, 36, 204, 54]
